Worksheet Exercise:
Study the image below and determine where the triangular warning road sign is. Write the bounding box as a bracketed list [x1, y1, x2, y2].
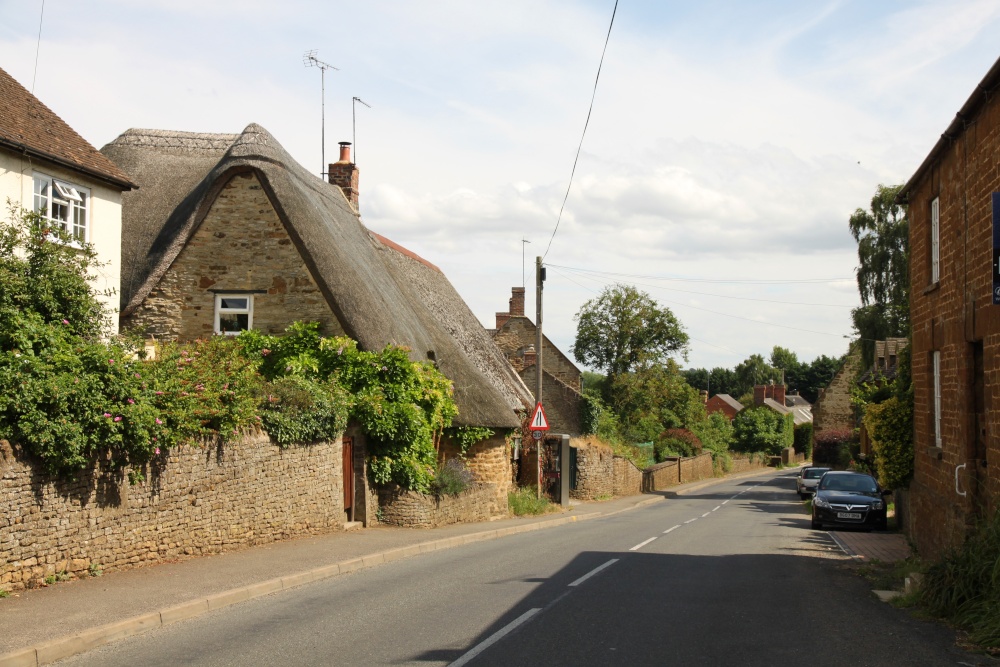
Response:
[529, 402, 549, 430]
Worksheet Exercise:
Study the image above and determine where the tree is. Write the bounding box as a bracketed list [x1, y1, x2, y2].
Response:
[608, 360, 705, 442]
[849, 184, 908, 366]
[682, 366, 739, 397]
[732, 407, 794, 455]
[573, 284, 688, 380]
[733, 354, 780, 398]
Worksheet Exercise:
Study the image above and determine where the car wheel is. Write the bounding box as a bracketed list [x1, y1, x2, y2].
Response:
[810, 514, 821, 530]
[799, 493, 807, 500]
[876, 520, 888, 531]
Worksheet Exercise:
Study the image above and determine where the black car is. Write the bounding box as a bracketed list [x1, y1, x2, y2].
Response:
[810, 471, 889, 531]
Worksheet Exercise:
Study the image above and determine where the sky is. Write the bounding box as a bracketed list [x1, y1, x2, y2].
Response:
[2, 0, 999, 373]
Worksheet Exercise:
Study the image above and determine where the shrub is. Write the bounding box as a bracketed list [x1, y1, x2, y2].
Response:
[793, 422, 813, 458]
[921, 508, 1000, 649]
[259, 375, 350, 445]
[432, 458, 474, 496]
[508, 486, 552, 516]
[732, 407, 794, 455]
[863, 395, 913, 489]
[655, 428, 702, 461]
[812, 429, 855, 468]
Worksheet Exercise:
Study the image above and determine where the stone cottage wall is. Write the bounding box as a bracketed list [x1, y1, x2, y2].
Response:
[812, 348, 861, 437]
[440, 432, 511, 516]
[492, 316, 581, 391]
[122, 171, 345, 339]
[520, 366, 582, 436]
[0, 434, 343, 592]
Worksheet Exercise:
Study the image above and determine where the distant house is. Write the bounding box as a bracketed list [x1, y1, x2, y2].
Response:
[491, 287, 582, 435]
[100, 125, 533, 520]
[0, 66, 135, 329]
[897, 54, 1000, 559]
[753, 384, 811, 426]
[705, 394, 743, 420]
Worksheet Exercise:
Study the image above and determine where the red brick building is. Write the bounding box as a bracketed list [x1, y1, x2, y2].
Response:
[899, 55, 1000, 559]
[705, 394, 743, 420]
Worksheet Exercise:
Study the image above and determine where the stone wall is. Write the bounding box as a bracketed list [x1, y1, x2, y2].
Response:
[812, 347, 860, 437]
[613, 456, 643, 497]
[520, 365, 582, 436]
[376, 483, 501, 528]
[643, 453, 715, 491]
[122, 171, 345, 339]
[0, 434, 343, 592]
[569, 438, 614, 500]
[728, 455, 770, 475]
[440, 432, 511, 516]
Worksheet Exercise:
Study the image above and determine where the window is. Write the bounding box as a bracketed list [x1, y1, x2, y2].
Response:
[214, 295, 253, 335]
[933, 350, 942, 447]
[931, 196, 940, 283]
[33, 173, 89, 243]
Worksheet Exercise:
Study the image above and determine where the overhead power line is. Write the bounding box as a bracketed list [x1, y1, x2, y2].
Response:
[547, 263, 853, 285]
[542, 0, 618, 260]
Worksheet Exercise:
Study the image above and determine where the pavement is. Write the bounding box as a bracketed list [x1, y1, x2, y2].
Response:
[0, 466, 913, 667]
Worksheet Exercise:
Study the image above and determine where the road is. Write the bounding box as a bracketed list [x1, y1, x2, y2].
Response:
[58, 472, 982, 666]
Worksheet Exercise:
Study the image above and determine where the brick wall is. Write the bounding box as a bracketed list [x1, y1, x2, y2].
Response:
[569, 438, 614, 500]
[123, 171, 345, 339]
[376, 482, 501, 528]
[728, 455, 770, 475]
[907, 79, 1000, 559]
[613, 456, 643, 496]
[0, 434, 343, 593]
[812, 347, 860, 436]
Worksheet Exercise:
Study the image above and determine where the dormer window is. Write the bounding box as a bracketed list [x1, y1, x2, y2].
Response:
[33, 173, 88, 243]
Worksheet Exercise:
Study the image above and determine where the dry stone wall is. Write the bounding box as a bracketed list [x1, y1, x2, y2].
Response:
[0, 434, 343, 592]
[376, 483, 501, 528]
[569, 438, 613, 500]
[613, 456, 643, 496]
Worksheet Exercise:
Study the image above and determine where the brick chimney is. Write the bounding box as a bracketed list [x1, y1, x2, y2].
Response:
[510, 287, 525, 317]
[328, 142, 359, 210]
[753, 385, 766, 407]
[773, 383, 786, 406]
[496, 312, 511, 329]
[523, 345, 537, 368]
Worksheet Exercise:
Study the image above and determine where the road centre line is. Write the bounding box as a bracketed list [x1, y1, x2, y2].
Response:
[722, 500, 730, 504]
[701, 512, 710, 518]
[449, 608, 541, 667]
[663, 525, 680, 534]
[568, 558, 619, 587]
[630, 537, 658, 551]
[684, 518, 698, 524]
[712, 506, 721, 512]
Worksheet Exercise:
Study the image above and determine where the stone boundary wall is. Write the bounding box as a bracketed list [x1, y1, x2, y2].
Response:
[570, 439, 614, 500]
[643, 453, 714, 491]
[613, 456, 643, 497]
[1, 434, 343, 592]
[440, 433, 511, 516]
[376, 482, 501, 528]
[728, 455, 770, 475]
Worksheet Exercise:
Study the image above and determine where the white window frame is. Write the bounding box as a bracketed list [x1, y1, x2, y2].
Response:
[933, 350, 942, 448]
[931, 196, 940, 284]
[214, 294, 254, 336]
[33, 172, 89, 244]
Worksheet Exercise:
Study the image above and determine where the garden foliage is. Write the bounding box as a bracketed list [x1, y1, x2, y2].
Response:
[731, 407, 794, 456]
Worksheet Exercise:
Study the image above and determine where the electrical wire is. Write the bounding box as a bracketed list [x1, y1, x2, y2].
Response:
[547, 263, 853, 285]
[31, 0, 45, 94]
[542, 0, 618, 260]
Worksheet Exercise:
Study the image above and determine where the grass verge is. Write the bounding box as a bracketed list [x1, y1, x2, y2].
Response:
[508, 487, 554, 516]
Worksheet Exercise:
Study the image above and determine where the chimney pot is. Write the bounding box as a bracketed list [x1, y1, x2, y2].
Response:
[337, 141, 352, 163]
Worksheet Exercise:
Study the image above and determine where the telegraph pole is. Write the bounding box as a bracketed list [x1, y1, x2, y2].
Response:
[535, 256, 544, 499]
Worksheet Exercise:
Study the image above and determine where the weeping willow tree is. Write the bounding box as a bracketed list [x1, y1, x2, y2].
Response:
[849, 184, 909, 367]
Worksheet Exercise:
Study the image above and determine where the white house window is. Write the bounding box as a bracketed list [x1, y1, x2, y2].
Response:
[933, 350, 942, 448]
[931, 196, 940, 284]
[214, 295, 253, 335]
[33, 173, 89, 243]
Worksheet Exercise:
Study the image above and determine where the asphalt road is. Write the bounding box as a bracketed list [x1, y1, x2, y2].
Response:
[57, 472, 985, 666]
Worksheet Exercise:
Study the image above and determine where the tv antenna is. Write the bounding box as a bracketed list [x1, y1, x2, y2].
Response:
[352, 96, 371, 165]
[303, 49, 339, 178]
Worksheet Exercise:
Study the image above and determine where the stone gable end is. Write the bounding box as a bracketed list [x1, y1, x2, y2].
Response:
[123, 171, 345, 339]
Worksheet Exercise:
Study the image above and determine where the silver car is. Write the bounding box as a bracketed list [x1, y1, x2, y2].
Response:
[797, 466, 831, 499]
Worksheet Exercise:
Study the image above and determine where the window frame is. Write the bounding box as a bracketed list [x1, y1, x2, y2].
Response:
[933, 350, 942, 448]
[33, 172, 90, 245]
[931, 196, 940, 284]
[214, 294, 254, 336]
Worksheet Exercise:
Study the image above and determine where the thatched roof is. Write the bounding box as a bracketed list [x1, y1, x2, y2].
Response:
[101, 124, 531, 428]
[0, 66, 134, 190]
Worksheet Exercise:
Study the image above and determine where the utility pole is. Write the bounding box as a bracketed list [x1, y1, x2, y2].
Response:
[535, 255, 544, 499]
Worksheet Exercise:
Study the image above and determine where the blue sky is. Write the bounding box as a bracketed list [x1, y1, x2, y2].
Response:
[2, 0, 999, 373]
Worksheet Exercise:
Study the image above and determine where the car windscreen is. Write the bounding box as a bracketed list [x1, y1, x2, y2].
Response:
[804, 469, 829, 479]
[819, 475, 877, 493]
